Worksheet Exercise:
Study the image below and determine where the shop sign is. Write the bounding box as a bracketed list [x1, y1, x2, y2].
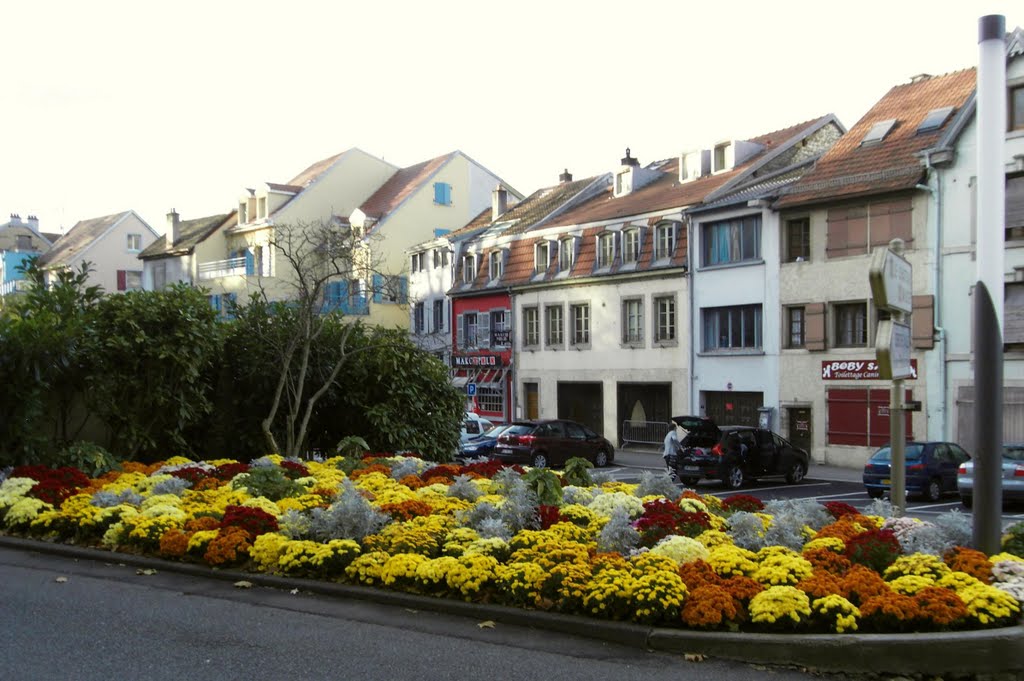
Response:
[821, 359, 917, 380]
[491, 330, 511, 346]
[452, 353, 505, 367]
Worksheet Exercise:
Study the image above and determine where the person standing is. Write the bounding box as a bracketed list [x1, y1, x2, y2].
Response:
[663, 419, 680, 480]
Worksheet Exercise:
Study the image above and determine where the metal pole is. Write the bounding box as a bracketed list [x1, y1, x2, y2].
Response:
[973, 14, 1006, 553]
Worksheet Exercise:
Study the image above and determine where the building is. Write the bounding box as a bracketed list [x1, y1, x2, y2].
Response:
[138, 210, 237, 296]
[0, 213, 54, 299]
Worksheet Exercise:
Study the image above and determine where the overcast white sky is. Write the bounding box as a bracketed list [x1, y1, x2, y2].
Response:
[1, 1, 1015, 235]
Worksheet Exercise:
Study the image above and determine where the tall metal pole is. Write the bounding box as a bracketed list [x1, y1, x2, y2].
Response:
[973, 14, 1006, 553]
[890, 376, 906, 515]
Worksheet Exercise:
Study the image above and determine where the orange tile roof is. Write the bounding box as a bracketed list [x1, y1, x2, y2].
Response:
[287, 151, 347, 188]
[360, 153, 455, 220]
[775, 70, 976, 208]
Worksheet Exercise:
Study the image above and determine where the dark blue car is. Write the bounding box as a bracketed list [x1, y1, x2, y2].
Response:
[862, 441, 971, 502]
[455, 424, 512, 462]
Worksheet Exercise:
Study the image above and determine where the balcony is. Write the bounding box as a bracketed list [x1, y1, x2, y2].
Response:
[0, 278, 30, 296]
[198, 257, 246, 280]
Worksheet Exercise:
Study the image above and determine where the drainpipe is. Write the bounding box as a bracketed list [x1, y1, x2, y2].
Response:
[917, 151, 947, 441]
[507, 285, 515, 424]
[686, 215, 697, 415]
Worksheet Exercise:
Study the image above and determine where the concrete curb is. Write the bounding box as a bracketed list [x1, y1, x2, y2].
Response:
[2, 535, 1022, 676]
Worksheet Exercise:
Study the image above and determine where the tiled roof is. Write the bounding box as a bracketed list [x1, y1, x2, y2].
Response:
[36, 211, 133, 268]
[139, 212, 237, 259]
[360, 153, 455, 220]
[286, 151, 347, 188]
[775, 69, 976, 208]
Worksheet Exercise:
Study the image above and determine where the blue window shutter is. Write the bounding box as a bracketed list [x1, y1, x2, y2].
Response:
[444, 183, 451, 204]
[338, 281, 350, 315]
[245, 249, 255, 275]
[434, 183, 443, 204]
[210, 294, 221, 313]
[398, 276, 408, 304]
[433, 228, 451, 238]
[372, 273, 383, 303]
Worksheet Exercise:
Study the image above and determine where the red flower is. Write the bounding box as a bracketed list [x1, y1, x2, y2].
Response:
[822, 501, 859, 520]
[219, 505, 279, 537]
[721, 494, 765, 513]
[12, 465, 91, 505]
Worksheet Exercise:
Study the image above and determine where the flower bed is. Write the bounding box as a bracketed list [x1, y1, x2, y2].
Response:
[1, 454, 1022, 634]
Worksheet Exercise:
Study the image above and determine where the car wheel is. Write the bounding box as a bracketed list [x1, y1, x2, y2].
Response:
[961, 494, 973, 508]
[924, 478, 942, 503]
[531, 452, 549, 469]
[724, 465, 744, 489]
[785, 461, 807, 484]
[867, 488, 884, 499]
[681, 477, 700, 487]
[594, 449, 610, 468]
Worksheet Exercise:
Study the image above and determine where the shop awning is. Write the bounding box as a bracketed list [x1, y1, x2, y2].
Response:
[451, 376, 469, 388]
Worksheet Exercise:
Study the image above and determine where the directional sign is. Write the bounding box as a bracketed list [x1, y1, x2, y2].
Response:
[466, 383, 477, 397]
[875, 320, 914, 379]
[869, 246, 913, 313]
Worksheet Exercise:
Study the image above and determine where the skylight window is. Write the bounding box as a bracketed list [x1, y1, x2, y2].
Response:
[861, 119, 897, 146]
[916, 106, 954, 134]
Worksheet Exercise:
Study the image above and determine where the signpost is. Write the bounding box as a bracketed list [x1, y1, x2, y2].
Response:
[869, 238, 912, 515]
[466, 383, 477, 397]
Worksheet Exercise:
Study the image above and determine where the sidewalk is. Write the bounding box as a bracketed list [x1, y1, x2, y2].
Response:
[613, 446, 863, 482]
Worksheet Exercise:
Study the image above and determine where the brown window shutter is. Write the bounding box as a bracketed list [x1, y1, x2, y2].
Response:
[805, 302, 826, 351]
[116, 270, 126, 291]
[911, 295, 934, 349]
[826, 208, 847, 258]
[1005, 282, 1024, 345]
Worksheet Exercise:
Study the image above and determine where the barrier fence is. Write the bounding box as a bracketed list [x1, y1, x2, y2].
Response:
[621, 419, 671, 448]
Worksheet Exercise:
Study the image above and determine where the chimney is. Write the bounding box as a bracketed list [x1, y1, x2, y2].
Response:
[909, 73, 932, 84]
[166, 209, 180, 245]
[492, 185, 508, 221]
[9, 213, 21, 226]
[559, 168, 573, 183]
[620, 148, 639, 167]
[27, 215, 38, 230]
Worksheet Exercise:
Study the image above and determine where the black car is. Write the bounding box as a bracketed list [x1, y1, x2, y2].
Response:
[672, 415, 809, 489]
[493, 419, 614, 468]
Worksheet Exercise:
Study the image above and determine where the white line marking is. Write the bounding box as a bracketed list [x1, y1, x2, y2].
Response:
[705, 482, 832, 496]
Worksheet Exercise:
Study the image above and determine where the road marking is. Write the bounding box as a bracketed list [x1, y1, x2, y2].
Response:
[704, 482, 832, 496]
[805, 492, 871, 500]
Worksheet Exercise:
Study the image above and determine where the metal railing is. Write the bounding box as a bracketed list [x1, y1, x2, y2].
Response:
[0, 279, 29, 296]
[198, 257, 246, 280]
[621, 419, 671, 448]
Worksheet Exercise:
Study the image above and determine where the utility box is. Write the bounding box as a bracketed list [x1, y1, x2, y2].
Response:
[757, 406, 774, 430]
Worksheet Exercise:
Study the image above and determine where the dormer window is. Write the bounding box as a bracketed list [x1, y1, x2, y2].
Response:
[534, 241, 550, 271]
[558, 238, 575, 272]
[622, 228, 640, 264]
[433, 247, 449, 268]
[861, 119, 897, 146]
[488, 251, 503, 280]
[713, 143, 730, 173]
[916, 107, 954, 134]
[654, 223, 677, 260]
[238, 202, 248, 224]
[596, 233, 615, 268]
[680, 150, 710, 182]
[257, 196, 267, 219]
[614, 170, 632, 197]
[462, 254, 476, 283]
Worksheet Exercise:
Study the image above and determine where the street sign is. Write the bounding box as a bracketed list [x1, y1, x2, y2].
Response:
[869, 246, 913, 313]
[466, 383, 477, 397]
[875, 320, 914, 379]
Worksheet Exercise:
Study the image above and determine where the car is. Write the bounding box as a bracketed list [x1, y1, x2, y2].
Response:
[492, 419, 615, 468]
[957, 442, 1024, 508]
[455, 424, 513, 462]
[862, 441, 970, 502]
[671, 415, 809, 489]
[461, 412, 495, 444]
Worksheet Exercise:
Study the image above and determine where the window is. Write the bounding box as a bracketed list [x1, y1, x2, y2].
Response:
[861, 118, 897, 145]
[597, 233, 615, 268]
[785, 218, 810, 262]
[622, 229, 640, 263]
[615, 170, 631, 195]
[238, 202, 248, 224]
[462, 254, 475, 283]
[461, 312, 478, 348]
[622, 298, 643, 344]
[432, 299, 444, 332]
[571, 303, 590, 347]
[116, 269, 143, 291]
[490, 309, 509, 347]
[433, 182, 452, 206]
[523, 306, 539, 347]
[545, 305, 563, 347]
[349, 279, 368, 314]
[713, 143, 729, 172]
[257, 196, 267, 219]
[432, 248, 449, 268]
[786, 306, 805, 348]
[654, 223, 676, 260]
[702, 304, 762, 351]
[410, 252, 425, 273]
[476, 386, 503, 414]
[16, 234, 31, 250]
[413, 302, 425, 334]
[126, 233, 142, 251]
[152, 261, 167, 291]
[654, 296, 676, 343]
[1013, 84, 1024, 132]
[825, 200, 913, 258]
[488, 251, 503, 280]
[916, 106, 954, 134]
[834, 302, 868, 347]
[535, 241, 550, 271]
[373, 274, 407, 304]
[702, 215, 761, 266]
[558, 238, 574, 271]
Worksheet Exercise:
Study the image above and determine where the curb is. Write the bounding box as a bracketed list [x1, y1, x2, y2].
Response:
[2, 535, 1022, 676]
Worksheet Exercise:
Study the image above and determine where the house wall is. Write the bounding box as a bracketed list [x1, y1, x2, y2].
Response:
[777, 193, 931, 467]
[513, 275, 689, 442]
[66, 212, 158, 294]
[408, 238, 454, 359]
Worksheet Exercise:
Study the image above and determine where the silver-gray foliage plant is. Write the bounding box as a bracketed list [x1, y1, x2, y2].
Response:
[309, 479, 389, 541]
[727, 511, 767, 551]
[597, 506, 640, 554]
[447, 474, 482, 502]
[499, 478, 539, 533]
[90, 489, 144, 508]
[635, 470, 680, 499]
[590, 470, 614, 486]
[390, 457, 424, 481]
[277, 508, 312, 539]
[150, 476, 192, 497]
[760, 499, 832, 552]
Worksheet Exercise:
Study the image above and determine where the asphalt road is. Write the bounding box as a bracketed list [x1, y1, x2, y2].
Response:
[0, 546, 836, 681]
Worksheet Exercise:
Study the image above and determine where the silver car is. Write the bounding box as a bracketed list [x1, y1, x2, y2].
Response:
[957, 443, 1024, 507]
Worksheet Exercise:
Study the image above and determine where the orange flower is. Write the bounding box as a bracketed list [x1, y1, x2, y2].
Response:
[204, 527, 253, 566]
[399, 475, 426, 490]
[185, 516, 221, 532]
[943, 547, 992, 584]
[720, 575, 764, 602]
[681, 585, 742, 629]
[803, 547, 853, 576]
[839, 565, 891, 606]
[797, 572, 843, 600]
[915, 586, 968, 627]
[349, 464, 392, 480]
[158, 529, 189, 558]
[678, 559, 723, 590]
[859, 591, 922, 632]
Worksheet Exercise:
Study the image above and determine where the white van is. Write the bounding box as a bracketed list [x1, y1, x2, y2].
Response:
[461, 412, 495, 443]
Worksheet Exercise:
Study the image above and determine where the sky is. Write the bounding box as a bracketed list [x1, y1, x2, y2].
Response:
[1, 1, 1016, 236]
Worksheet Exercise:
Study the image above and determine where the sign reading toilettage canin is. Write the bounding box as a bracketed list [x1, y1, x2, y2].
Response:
[821, 359, 918, 380]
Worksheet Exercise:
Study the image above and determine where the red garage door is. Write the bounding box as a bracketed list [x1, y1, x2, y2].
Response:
[827, 388, 913, 447]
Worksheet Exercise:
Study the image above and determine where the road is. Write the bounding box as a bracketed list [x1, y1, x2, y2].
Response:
[0, 546, 830, 681]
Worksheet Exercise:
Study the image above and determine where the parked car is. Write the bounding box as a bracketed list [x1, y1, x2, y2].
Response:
[455, 424, 513, 462]
[672, 415, 809, 489]
[493, 419, 614, 468]
[862, 441, 970, 502]
[957, 442, 1024, 508]
[461, 412, 495, 444]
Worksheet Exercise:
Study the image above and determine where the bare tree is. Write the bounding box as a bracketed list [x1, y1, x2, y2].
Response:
[245, 218, 399, 459]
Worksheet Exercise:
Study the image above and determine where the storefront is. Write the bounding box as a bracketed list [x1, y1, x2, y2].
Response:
[451, 351, 512, 424]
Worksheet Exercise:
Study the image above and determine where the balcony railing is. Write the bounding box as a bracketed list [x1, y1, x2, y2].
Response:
[0, 279, 30, 296]
[198, 257, 246, 280]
